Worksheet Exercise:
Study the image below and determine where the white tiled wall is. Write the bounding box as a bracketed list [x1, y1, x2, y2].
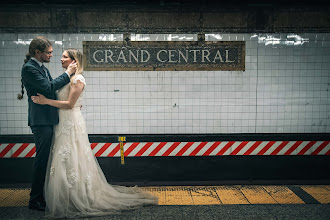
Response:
[0, 33, 329, 134]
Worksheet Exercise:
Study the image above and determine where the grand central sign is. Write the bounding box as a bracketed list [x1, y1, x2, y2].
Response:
[83, 41, 245, 71]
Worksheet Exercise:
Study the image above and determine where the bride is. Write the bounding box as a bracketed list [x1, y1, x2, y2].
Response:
[31, 48, 157, 218]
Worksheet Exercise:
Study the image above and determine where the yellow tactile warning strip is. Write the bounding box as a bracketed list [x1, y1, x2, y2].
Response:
[239, 186, 277, 204]
[215, 186, 249, 204]
[263, 185, 305, 204]
[0, 189, 30, 207]
[142, 185, 325, 205]
[301, 185, 330, 204]
[0, 185, 329, 207]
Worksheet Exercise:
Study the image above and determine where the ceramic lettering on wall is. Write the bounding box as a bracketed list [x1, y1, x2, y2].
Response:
[83, 41, 245, 71]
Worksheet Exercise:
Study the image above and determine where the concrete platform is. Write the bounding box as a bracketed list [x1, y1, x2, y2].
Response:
[0, 185, 329, 219]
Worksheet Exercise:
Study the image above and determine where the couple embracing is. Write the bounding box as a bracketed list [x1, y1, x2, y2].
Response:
[19, 36, 157, 218]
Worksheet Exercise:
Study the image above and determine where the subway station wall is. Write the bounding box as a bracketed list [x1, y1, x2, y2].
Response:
[0, 33, 329, 135]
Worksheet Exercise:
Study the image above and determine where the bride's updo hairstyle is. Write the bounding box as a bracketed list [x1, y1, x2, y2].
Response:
[64, 48, 83, 85]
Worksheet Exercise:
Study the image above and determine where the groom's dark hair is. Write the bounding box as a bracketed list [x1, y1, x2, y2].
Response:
[18, 36, 52, 100]
[24, 36, 52, 64]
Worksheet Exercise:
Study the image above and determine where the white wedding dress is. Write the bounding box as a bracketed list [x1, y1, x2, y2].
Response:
[44, 74, 157, 218]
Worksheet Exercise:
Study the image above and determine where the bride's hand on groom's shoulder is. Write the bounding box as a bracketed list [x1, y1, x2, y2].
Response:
[31, 93, 48, 105]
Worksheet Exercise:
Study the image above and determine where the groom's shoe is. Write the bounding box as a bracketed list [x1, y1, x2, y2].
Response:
[28, 201, 45, 211]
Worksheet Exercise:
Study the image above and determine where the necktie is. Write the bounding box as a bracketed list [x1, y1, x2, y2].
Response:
[41, 65, 50, 81]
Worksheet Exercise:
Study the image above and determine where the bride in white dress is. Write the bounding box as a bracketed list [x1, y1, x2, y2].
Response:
[31, 49, 158, 218]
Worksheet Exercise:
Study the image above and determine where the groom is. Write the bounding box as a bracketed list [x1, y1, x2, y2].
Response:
[21, 36, 77, 211]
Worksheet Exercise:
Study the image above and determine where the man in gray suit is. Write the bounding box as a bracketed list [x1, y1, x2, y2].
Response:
[18, 36, 77, 211]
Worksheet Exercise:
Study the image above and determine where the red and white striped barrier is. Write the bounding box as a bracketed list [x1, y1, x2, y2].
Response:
[0, 141, 329, 158]
[0, 143, 36, 158]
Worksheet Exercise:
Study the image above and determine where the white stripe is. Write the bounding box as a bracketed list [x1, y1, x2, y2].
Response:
[210, 141, 228, 156]
[0, 144, 11, 157]
[294, 141, 309, 155]
[277, 141, 294, 155]
[264, 141, 282, 155]
[18, 144, 35, 157]
[114, 148, 121, 157]
[113, 143, 127, 157]
[0, 141, 328, 157]
[236, 141, 255, 155]
[92, 143, 104, 155]
[7, 144, 22, 158]
[196, 142, 214, 156]
[319, 142, 330, 155]
[99, 143, 116, 157]
[311, 141, 322, 154]
[129, 142, 144, 157]
[142, 142, 158, 157]
[168, 142, 187, 156]
[252, 141, 268, 155]
[155, 142, 172, 156]
[227, 141, 241, 155]
[182, 142, 201, 156]
[0, 144, 7, 155]
[121, 143, 133, 156]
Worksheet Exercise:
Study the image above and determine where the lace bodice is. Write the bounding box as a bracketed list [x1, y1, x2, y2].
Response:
[57, 74, 86, 108]
[55, 74, 86, 139]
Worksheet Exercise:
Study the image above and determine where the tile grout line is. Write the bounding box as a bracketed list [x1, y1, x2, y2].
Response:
[261, 185, 280, 204]
[212, 186, 223, 205]
[235, 185, 251, 204]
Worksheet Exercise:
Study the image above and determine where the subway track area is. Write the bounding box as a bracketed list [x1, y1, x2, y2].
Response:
[0, 185, 329, 219]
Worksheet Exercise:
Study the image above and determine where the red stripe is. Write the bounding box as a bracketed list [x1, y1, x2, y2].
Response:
[25, 146, 36, 157]
[107, 144, 121, 157]
[230, 141, 249, 155]
[90, 143, 98, 150]
[2, 141, 328, 158]
[311, 141, 329, 155]
[0, 143, 15, 158]
[243, 141, 262, 155]
[325, 149, 330, 155]
[95, 143, 112, 157]
[162, 142, 181, 156]
[257, 141, 275, 155]
[298, 141, 316, 155]
[11, 143, 30, 158]
[270, 141, 289, 155]
[124, 142, 140, 156]
[203, 141, 221, 156]
[136, 142, 154, 157]
[216, 141, 235, 155]
[190, 142, 208, 156]
[149, 142, 167, 156]
[176, 142, 194, 156]
[284, 141, 303, 155]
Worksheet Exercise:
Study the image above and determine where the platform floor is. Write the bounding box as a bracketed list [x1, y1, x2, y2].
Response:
[0, 185, 329, 219]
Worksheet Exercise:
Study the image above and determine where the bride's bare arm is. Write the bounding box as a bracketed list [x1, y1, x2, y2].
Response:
[31, 81, 84, 109]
